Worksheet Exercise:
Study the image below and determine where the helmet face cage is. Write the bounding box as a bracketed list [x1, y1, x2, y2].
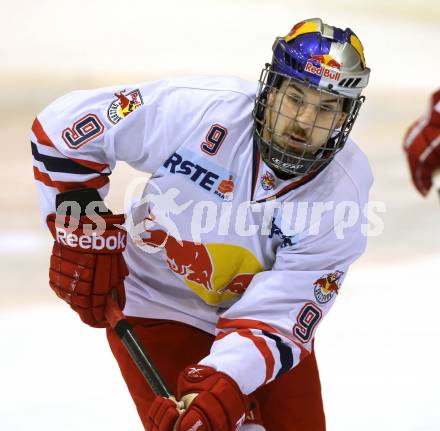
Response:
[253, 67, 364, 176]
[253, 19, 369, 177]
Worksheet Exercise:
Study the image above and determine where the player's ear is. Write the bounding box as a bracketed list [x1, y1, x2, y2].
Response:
[267, 89, 276, 107]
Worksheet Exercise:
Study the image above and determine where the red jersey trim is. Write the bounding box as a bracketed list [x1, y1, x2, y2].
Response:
[217, 317, 308, 360]
[33, 166, 109, 192]
[238, 329, 275, 384]
[254, 169, 322, 203]
[215, 331, 230, 342]
[32, 117, 54, 147]
[251, 141, 261, 200]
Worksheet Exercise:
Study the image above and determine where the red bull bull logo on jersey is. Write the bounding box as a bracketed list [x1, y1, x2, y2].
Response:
[138, 227, 263, 304]
[107, 89, 144, 124]
[217, 273, 255, 295]
[140, 228, 214, 290]
[313, 270, 344, 303]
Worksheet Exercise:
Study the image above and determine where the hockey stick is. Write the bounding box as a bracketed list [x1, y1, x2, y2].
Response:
[105, 296, 172, 397]
[55, 188, 172, 398]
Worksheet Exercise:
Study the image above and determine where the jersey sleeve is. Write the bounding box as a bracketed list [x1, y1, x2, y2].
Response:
[31, 80, 171, 221]
[199, 194, 369, 395]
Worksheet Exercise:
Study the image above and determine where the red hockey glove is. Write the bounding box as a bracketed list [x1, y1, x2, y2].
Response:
[147, 365, 249, 431]
[46, 213, 128, 328]
[403, 89, 440, 195]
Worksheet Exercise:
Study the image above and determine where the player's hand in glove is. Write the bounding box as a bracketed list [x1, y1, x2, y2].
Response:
[403, 88, 440, 195]
[46, 211, 128, 328]
[147, 364, 249, 431]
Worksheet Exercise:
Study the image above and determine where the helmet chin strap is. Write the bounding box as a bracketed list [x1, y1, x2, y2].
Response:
[270, 166, 298, 181]
[263, 132, 340, 179]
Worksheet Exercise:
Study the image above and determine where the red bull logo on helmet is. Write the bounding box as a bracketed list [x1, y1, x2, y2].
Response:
[313, 270, 344, 303]
[305, 54, 342, 82]
[310, 54, 342, 70]
[107, 89, 144, 124]
[304, 62, 341, 82]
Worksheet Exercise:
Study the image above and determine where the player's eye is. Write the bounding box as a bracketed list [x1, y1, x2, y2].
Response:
[320, 104, 336, 112]
[286, 93, 302, 103]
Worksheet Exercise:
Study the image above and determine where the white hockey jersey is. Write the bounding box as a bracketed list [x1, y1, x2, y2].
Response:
[31, 76, 373, 395]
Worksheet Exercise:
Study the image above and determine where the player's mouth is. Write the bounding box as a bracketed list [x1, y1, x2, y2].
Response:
[285, 133, 310, 152]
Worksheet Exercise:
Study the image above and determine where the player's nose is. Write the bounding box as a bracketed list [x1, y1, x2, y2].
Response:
[295, 103, 318, 127]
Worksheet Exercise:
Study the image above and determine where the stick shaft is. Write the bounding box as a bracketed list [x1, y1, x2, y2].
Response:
[54, 190, 172, 398]
[105, 297, 172, 398]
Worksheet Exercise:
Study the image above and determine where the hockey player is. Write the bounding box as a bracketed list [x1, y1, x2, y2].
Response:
[403, 89, 440, 195]
[31, 18, 371, 431]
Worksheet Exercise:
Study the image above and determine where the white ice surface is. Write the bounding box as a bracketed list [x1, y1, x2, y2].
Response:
[317, 255, 440, 431]
[1, 255, 440, 430]
[0, 305, 142, 430]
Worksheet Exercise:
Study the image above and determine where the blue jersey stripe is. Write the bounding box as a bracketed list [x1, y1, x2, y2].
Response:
[31, 141, 99, 175]
[262, 330, 294, 377]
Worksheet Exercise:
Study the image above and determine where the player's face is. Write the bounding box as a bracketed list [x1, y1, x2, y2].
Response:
[263, 80, 347, 155]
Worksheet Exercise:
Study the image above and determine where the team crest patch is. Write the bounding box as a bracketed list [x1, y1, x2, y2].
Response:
[261, 171, 275, 191]
[107, 89, 144, 124]
[313, 270, 344, 303]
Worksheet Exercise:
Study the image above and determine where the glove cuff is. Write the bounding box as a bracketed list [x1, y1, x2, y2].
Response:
[47, 213, 127, 254]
